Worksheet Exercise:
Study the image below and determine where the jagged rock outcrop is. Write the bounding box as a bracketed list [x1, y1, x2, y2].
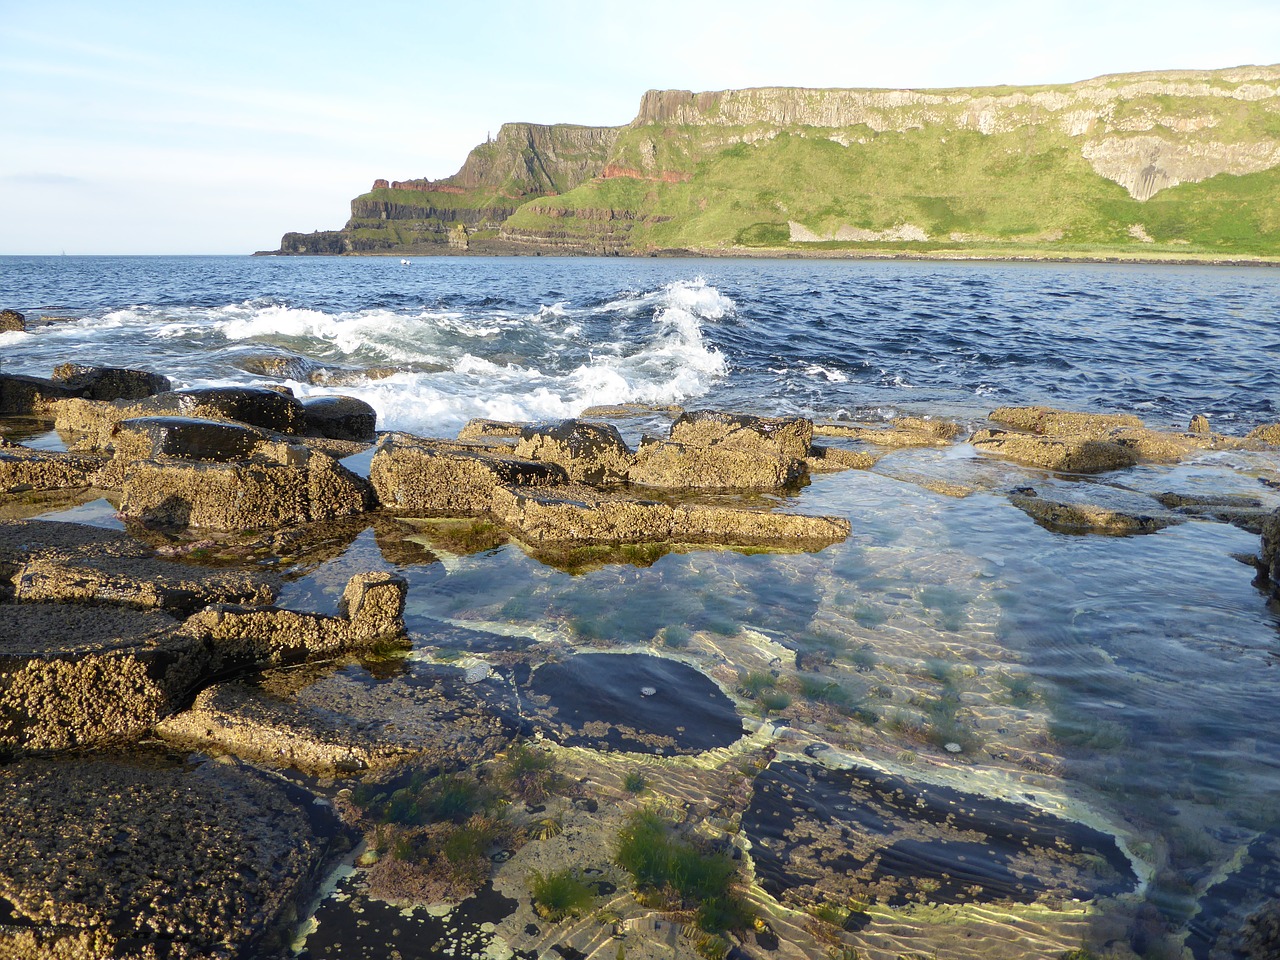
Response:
[0, 310, 24, 333]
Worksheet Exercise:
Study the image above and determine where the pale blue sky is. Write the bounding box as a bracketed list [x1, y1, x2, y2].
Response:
[2, 0, 1277, 254]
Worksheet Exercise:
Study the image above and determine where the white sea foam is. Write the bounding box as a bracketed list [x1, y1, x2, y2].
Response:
[804, 364, 849, 383]
[275, 278, 732, 436]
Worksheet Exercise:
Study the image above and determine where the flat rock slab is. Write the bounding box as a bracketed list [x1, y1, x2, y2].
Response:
[0, 755, 347, 959]
[0, 603, 205, 752]
[491, 483, 851, 547]
[743, 759, 1137, 909]
[0, 519, 278, 613]
[527, 652, 744, 755]
[1009, 493, 1179, 535]
[0, 446, 107, 493]
[157, 659, 517, 775]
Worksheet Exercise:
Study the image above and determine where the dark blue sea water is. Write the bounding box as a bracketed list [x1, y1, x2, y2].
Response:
[2, 255, 1277, 434]
[4, 255, 1280, 959]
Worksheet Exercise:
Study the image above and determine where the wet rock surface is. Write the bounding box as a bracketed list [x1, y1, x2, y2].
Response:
[0, 754, 349, 959]
[743, 758, 1138, 909]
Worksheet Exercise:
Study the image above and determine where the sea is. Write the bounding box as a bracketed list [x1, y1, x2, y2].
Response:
[2, 254, 1279, 959]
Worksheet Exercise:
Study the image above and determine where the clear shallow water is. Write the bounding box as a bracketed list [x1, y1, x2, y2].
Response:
[4, 255, 1280, 958]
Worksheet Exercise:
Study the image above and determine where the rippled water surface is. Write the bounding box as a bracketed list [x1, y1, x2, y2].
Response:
[4, 255, 1280, 959]
[3, 255, 1278, 433]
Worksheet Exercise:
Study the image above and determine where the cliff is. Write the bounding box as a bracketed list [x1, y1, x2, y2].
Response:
[277, 122, 619, 255]
[271, 64, 1280, 260]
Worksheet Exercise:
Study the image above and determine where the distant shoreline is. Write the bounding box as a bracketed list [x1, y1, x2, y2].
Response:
[253, 245, 1280, 268]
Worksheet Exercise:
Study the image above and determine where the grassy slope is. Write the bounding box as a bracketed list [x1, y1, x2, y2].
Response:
[503, 125, 1280, 258]
[500, 69, 1280, 258]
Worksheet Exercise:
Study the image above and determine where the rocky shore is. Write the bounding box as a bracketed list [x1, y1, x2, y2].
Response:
[3, 358, 1279, 960]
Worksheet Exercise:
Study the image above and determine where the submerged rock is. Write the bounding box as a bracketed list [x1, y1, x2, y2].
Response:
[1010, 492, 1178, 535]
[0, 755, 347, 959]
[743, 758, 1137, 909]
[527, 652, 744, 754]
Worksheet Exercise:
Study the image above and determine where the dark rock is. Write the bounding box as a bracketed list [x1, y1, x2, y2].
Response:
[0, 756, 347, 959]
[0, 373, 76, 415]
[145, 386, 307, 434]
[113, 416, 269, 462]
[1261, 507, 1280, 591]
[512, 419, 634, 483]
[302, 395, 378, 442]
[527, 652, 743, 754]
[742, 759, 1137, 909]
[0, 309, 24, 333]
[51, 363, 171, 401]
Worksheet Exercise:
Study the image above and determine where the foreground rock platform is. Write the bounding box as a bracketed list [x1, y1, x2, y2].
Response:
[0, 754, 349, 959]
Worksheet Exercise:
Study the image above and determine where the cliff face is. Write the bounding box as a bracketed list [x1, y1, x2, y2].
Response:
[273, 64, 1280, 259]
[625, 66, 1280, 200]
[277, 122, 620, 255]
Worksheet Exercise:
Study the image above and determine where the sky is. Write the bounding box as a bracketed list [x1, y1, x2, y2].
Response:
[2, 0, 1278, 255]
